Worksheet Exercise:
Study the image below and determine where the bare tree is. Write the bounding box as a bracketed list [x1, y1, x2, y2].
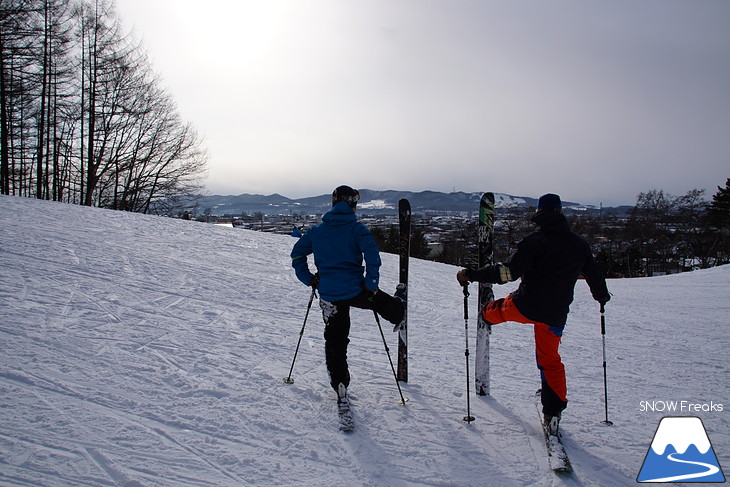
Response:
[1, 0, 206, 211]
[1, 0, 37, 196]
[76, 0, 206, 209]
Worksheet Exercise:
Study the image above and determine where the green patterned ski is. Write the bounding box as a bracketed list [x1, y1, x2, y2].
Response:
[475, 192, 495, 395]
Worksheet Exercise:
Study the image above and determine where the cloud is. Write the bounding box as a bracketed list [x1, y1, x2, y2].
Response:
[117, 0, 730, 205]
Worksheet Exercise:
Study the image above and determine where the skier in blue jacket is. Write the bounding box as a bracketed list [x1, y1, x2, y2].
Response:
[291, 185, 405, 403]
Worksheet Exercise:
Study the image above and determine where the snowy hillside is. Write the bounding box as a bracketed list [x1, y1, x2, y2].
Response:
[1, 194, 727, 487]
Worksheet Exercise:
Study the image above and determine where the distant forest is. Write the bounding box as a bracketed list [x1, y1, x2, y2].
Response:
[373, 181, 730, 279]
[0, 0, 207, 213]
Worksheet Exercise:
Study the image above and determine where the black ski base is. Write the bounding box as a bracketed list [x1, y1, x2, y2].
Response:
[397, 198, 410, 383]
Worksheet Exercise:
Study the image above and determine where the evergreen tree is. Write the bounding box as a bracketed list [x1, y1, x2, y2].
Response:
[705, 178, 730, 265]
[410, 225, 430, 259]
[706, 178, 730, 229]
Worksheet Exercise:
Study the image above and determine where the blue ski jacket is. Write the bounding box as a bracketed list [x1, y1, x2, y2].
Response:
[291, 202, 381, 302]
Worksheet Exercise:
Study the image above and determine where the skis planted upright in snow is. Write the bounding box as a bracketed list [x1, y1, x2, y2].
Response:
[475, 192, 495, 395]
[397, 198, 411, 383]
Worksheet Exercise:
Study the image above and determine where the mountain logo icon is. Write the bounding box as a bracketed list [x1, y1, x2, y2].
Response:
[637, 416, 726, 483]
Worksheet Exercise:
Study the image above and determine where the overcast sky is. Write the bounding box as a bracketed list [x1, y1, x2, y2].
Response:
[114, 0, 729, 206]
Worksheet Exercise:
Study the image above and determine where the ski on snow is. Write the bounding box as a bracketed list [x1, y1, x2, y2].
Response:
[535, 390, 572, 472]
[475, 192, 495, 395]
[337, 383, 355, 432]
[397, 198, 411, 383]
[338, 400, 355, 433]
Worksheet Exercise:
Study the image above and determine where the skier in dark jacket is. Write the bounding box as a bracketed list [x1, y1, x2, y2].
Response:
[457, 193, 610, 433]
[291, 185, 405, 405]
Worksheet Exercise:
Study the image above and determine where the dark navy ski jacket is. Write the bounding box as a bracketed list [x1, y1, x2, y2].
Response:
[291, 202, 381, 302]
[470, 211, 609, 327]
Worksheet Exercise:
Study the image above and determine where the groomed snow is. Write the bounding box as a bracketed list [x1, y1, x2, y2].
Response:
[1, 194, 727, 486]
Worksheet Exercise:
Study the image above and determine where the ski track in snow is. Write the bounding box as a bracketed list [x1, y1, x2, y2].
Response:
[1, 194, 728, 486]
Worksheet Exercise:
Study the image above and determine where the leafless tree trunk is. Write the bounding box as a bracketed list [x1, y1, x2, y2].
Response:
[2, 0, 207, 209]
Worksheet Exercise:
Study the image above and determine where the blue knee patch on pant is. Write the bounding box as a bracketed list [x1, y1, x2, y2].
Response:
[548, 325, 564, 337]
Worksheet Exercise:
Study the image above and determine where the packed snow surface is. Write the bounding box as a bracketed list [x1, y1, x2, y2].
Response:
[1, 194, 727, 486]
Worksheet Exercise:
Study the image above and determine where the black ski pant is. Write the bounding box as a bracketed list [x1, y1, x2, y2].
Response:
[320, 290, 404, 391]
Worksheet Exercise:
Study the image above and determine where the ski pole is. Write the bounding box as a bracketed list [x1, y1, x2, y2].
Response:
[600, 303, 613, 425]
[462, 284, 475, 423]
[373, 311, 408, 405]
[283, 286, 317, 384]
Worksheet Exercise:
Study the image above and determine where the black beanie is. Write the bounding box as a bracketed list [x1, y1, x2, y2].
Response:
[537, 193, 562, 210]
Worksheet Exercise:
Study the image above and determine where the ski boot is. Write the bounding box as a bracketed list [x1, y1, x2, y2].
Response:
[544, 414, 561, 436]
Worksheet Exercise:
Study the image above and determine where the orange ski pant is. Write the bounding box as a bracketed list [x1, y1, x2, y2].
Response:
[482, 294, 568, 414]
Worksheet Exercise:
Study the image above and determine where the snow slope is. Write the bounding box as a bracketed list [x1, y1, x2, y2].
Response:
[0, 194, 727, 487]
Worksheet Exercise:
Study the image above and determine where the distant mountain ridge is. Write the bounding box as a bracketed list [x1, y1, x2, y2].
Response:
[197, 190, 628, 216]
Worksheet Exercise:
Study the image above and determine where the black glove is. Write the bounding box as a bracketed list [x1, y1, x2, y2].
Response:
[363, 287, 379, 302]
[309, 275, 319, 289]
[595, 292, 611, 306]
[456, 269, 472, 286]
